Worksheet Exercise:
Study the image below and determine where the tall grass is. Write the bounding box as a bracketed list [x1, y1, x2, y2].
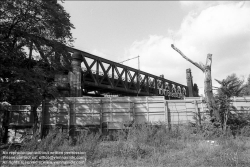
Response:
[11, 124, 250, 167]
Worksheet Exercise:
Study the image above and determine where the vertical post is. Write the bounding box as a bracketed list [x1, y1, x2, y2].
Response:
[165, 101, 171, 131]
[186, 68, 194, 97]
[68, 98, 76, 138]
[137, 71, 140, 95]
[100, 100, 103, 134]
[132, 102, 135, 124]
[16, 106, 21, 138]
[146, 97, 149, 122]
[164, 100, 166, 125]
[128, 101, 135, 127]
[68, 101, 71, 137]
[69, 52, 83, 97]
[40, 100, 45, 138]
[3, 109, 10, 143]
[194, 100, 201, 126]
[91, 98, 94, 125]
[110, 98, 113, 130]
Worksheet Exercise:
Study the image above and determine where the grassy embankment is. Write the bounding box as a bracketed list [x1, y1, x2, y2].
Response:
[4, 123, 250, 167]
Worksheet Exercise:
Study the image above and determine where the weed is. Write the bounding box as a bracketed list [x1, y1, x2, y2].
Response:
[9, 123, 250, 167]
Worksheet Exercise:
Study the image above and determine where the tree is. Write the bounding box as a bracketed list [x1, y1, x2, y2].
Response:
[215, 74, 245, 97]
[0, 0, 74, 135]
[215, 74, 246, 132]
[171, 44, 220, 122]
[0, 0, 73, 66]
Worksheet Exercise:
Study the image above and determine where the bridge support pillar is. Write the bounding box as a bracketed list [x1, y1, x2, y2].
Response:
[186, 68, 194, 97]
[69, 52, 83, 97]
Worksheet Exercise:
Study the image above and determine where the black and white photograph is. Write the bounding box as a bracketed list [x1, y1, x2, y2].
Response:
[1, 0, 250, 166]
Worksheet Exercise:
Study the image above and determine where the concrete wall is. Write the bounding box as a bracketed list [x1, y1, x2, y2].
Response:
[4, 96, 250, 130]
[43, 96, 166, 130]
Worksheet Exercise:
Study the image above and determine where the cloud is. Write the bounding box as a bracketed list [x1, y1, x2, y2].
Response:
[124, 2, 250, 95]
[179, 1, 247, 12]
[123, 35, 192, 85]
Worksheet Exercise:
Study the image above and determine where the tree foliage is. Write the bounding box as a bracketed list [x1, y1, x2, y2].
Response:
[215, 74, 249, 132]
[0, 0, 74, 135]
[0, 0, 74, 104]
[215, 74, 245, 98]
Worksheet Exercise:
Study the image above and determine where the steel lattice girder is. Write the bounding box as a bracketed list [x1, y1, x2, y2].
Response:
[67, 47, 188, 98]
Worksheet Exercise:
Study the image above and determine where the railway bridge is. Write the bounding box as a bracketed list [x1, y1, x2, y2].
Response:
[55, 47, 196, 99]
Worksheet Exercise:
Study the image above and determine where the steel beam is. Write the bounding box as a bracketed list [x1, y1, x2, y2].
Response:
[67, 47, 188, 99]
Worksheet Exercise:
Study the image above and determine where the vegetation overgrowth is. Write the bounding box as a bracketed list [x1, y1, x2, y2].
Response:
[215, 74, 250, 133]
[3, 123, 250, 167]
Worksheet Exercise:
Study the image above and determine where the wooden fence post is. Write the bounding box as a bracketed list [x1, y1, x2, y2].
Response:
[131, 102, 135, 124]
[68, 98, 75, 137]
[194, 100, 201, 126]
[146, 97, 149, 122]
[165, 101, 171, 131]
[100, 100, 103, 134]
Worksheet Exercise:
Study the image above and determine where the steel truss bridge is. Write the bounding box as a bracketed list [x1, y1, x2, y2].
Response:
[67, 47, 189, 99]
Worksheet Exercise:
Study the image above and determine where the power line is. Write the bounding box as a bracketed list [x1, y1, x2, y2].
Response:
[120, 55, 140, 70]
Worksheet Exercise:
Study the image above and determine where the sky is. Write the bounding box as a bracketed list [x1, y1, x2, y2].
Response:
[59, 1, 250, 96]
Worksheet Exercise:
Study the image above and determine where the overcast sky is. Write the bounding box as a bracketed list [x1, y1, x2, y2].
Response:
[59, 1, 250, 96]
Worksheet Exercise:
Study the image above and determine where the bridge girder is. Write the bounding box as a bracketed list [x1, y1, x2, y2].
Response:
[66, 47, 188, 99]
